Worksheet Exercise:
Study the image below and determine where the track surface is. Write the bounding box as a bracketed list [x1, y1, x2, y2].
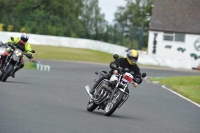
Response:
[0, 60, 199, 133]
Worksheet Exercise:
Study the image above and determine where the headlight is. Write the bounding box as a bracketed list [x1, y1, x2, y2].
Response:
[12, 49, 22, 61]
[15, 50, 22, 57]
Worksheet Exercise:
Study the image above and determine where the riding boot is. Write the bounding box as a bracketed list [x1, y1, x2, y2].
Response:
[89, 83, 97, 94]
[89, 76, 105, 94]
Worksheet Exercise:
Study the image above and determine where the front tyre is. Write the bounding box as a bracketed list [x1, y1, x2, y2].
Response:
[104, 90, 124, 116]
[87, 99, 98, 112]
[1, 64, 14, 82]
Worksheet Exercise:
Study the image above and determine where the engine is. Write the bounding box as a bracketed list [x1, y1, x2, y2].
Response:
[93, 79, 113, 104]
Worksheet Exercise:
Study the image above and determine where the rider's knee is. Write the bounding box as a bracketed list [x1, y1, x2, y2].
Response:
[1, 54, 6, 59]
[20, 64, 24, 68]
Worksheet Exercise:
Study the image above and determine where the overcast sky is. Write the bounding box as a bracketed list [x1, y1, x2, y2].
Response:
[98, 0, 126, 23]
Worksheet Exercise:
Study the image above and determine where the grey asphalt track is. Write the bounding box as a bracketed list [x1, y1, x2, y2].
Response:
[0, 60, 199, 133]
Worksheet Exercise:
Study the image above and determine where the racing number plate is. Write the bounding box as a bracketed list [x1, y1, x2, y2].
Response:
[122, 72, 133, 83]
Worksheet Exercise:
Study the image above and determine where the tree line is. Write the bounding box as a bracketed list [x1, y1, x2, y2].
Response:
[0, 0, 153, 49]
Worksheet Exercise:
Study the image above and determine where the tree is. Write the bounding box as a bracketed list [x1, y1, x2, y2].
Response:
[0, 0, 153, 49]
[114, 0, 154, 49]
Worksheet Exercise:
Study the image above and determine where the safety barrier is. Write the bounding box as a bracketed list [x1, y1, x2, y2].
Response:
[36, 63, 51, 71]
[1, 31, 199, 70]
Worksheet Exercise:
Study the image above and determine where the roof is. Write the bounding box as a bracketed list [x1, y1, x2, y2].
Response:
[149, 0, 200, 34]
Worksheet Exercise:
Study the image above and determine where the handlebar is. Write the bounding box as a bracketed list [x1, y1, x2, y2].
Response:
[8, 43, 15, 49]
[116, 67, 123, 73]
[8, 43, 35, 58]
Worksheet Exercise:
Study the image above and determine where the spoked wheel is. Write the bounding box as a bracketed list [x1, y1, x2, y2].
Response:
[104, 90, 124, 116]
[86, 99, 98, 112]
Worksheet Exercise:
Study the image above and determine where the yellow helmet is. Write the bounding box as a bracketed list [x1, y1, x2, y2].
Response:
[126, 49, 139, 65]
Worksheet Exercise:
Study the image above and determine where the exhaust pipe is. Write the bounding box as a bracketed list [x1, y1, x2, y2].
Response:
[85, 85, 93, 99]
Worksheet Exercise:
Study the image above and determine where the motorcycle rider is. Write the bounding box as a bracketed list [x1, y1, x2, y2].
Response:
[0, 40, 8, 48]
[0, 33, 33, 78]
[90, 49, 143, 94]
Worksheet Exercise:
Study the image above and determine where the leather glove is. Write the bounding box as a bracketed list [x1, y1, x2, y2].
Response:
[135, 78, 142, 84]
[26, 54, 32, 59]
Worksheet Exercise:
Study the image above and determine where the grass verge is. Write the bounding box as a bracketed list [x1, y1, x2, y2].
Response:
[149, 76, 200, 104]
[24, 44, 155, 69]
[31, 45, 114, 63]
[30, 45, 171, 68]
[24, 62, 36, 69]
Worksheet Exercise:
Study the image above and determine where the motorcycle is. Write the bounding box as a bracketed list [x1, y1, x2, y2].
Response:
[85, 54, 146, 116]
[0, 43, 35, 82]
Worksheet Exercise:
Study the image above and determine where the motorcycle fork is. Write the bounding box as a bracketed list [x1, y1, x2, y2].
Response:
[4, 55, 12, 71]
[117, 84, 129, 105]
[14, 60, 21, 69]
[118, 92, 129, 109]
[13, 62, 18, 72]
[11, 60, 21, 74]
[109, 80, 120, 102]
[109, 74, 123, 102]
[109, 81, 129, 108]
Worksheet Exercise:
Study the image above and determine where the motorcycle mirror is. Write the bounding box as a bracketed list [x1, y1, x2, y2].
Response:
[124, 68, 129, 72]
[95, 71, 98, 75]
[109, 62, 117, 69]
[141, 73, 146, 78]
[8, 43, 15, 49]
[113, 54, 119, 60]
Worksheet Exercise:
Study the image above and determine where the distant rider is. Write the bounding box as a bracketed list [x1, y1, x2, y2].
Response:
[90, 49, 143, 94]
[0, 33, 33, 78]
[0, 40, 8, 48]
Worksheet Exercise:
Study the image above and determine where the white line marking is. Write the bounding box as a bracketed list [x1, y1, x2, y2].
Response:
[161, 85, 200, 108]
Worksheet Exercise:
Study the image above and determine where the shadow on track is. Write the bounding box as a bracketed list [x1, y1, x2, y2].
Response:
[85, 110, 141, 120]
[5, 81, 29, 84]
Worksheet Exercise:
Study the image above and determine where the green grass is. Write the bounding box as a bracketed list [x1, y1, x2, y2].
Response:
[30, 45, 169, 68]
[31, 45, 113, 63]
[149, 76, 200, 104]
[24, 44, 153, 69]
[24, 62, 36, 69]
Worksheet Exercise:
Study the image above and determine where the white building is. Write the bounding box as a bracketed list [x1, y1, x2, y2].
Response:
[148, 0, 200, 69]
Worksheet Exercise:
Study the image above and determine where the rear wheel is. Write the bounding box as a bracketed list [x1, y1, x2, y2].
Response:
[87, 99, 98, 112]
[1, 64, 14, 82]
[104, 90, 124, 116]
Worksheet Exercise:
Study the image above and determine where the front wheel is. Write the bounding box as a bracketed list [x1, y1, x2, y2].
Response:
[104, 90, 124, 116]
[86, 99, 98, 112]
[1, 64, 14, 82]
